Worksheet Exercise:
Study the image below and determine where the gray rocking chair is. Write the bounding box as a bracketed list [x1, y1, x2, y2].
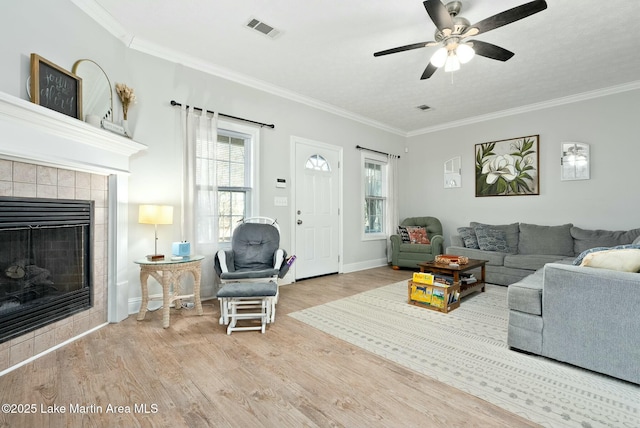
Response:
[214, 217, 290, 333]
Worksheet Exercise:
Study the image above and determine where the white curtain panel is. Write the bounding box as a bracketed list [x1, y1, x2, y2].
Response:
[179, 106, 219, 293]
[386, 154, 400, 262]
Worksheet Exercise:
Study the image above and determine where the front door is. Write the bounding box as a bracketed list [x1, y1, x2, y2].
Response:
[293, 138, 341, 280]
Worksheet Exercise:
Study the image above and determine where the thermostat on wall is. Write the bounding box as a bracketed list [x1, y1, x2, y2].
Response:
[276, 178, 286, 188]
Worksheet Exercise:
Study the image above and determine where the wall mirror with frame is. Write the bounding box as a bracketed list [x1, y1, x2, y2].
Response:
[72, 59, 113, 123]
[444, 156, 461, 188]
[561, 142, 590, 181]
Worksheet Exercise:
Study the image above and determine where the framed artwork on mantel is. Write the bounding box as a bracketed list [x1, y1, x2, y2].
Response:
[475, 135, 539, 197]
[30, 53, 83, 120]
[560, 142, 590, 181]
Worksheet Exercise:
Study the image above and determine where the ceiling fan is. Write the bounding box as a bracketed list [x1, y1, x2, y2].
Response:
[374, 0, 547, 79]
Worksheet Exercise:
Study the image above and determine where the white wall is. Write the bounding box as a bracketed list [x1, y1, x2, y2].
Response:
[1, 1, 405, 305]
[402, 89, 640, 247]
[3, 1, 639, 306]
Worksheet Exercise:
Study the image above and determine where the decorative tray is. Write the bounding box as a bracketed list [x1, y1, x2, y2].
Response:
[435, 255, 469, 265]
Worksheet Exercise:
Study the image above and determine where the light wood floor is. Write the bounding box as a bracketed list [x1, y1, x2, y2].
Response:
[0, 267, 539, 427]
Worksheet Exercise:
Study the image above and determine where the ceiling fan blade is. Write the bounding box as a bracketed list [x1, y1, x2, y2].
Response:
[470, 0, 547, 36]
[373, 41, 437, 57]
[420, 63, 438, 80]
[468, 40, 515, 62]
[423, 0, 453, 34]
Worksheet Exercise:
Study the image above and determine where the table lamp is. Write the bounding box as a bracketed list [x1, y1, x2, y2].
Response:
[138, 204, 174, 261]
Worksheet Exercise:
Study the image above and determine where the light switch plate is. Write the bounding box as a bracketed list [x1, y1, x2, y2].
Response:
[274, 196, 288, 206]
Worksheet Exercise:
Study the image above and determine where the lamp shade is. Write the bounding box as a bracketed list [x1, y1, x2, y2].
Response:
[138, 205, 174, 225]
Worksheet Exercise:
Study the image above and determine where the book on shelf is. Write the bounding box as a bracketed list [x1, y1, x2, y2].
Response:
[460, 272, 477, 284]
[410, 283, 433, 304]
[412, 272, 434, 285]
[431, 289, 445, 308]
[433, 274, 454, 286]
[448, 290, 460, 304]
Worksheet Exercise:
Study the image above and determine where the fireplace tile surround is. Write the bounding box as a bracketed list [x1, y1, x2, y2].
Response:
[0, 159, 108, 372]
[0, 91, 146, 373]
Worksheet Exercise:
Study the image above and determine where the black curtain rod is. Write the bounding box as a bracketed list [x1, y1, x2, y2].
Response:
[356, 145, 400, 159]
[170, 100, 275, 129]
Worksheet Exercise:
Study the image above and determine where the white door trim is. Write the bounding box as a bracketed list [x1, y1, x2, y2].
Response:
[289, 135, 343, 281]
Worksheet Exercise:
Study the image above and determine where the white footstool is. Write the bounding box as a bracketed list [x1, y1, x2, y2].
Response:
[216, 281, 278, 334]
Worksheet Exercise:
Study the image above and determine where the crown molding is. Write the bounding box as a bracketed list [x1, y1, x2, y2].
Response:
[71, 0, 134, 46]
[70, 0, 640, 140]
[71, 0, 406, 137]
[406, 81, 640, 137]
[129, 38, 407, 137]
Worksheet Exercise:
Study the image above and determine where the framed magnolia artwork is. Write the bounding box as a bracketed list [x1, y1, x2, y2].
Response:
[475, 135, 540, 197]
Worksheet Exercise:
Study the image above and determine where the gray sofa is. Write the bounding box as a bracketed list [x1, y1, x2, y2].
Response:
[508, 260, 640, 384]
[448, 222, 640, 383]
[446, 222, 640, 285]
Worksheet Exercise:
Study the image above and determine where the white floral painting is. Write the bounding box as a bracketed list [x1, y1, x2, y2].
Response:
[475, 135, 539, 197]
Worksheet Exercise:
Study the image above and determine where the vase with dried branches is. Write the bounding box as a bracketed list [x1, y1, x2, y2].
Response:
[115, 83, 136, 137]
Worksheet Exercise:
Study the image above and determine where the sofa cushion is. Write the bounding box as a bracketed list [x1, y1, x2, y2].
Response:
[571, 226, 640, 254]
[446, 246, 506, 266]
[471, 222, 519, 254]
[399, 243, 432, 253]
[507, 268, 544, 315]
[504, 254, 567, 271]
[580, 248, 640, 272]
[518, 223, 574, 257]
[457, 227, 479, 249]
[475, 225, 510, 252]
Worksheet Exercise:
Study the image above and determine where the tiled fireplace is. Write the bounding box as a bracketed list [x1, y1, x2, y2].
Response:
[0, 91, 146, 373]
[0, 161, 108, 371]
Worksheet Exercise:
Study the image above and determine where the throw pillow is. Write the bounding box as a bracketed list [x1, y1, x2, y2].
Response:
[580, 248, 640, 272]
[573, 244, 640, 265]
[457, 227, 479, 249]
[474, 225, 510, 252]
[470, 222, 519, 253]
[397, 226, 410, 243]
[406, 226, 430, 244]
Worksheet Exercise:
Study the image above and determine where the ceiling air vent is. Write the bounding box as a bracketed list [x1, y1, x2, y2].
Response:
[246, 18, 280, 39]
[416, 104, 432, 111]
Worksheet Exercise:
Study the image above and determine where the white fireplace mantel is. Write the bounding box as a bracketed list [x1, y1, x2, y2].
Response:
[0, 90, 147, 323]
[0, 91, 146, 174]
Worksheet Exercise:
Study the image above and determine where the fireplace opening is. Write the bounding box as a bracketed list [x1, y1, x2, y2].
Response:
[0, 197, 93, 343]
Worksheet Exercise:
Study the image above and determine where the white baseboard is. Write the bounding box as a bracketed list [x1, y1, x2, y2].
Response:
[342, 258, 389, 274]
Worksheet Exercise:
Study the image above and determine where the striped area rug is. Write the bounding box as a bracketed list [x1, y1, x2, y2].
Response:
[289, 282, 640, 428]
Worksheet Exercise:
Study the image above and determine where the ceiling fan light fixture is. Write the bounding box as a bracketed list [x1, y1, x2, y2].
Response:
[429, 47, 448, 68]
[444, 52, 460, 72]
[456, 43, 475, 64]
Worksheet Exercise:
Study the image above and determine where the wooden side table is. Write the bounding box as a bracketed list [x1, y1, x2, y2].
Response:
[134, 255, 204, 328]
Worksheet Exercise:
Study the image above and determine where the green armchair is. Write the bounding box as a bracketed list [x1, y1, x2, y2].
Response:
[390, 216, 444, 269]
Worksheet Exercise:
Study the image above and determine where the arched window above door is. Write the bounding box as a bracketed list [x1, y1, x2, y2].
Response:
[305, 154, 331, 172]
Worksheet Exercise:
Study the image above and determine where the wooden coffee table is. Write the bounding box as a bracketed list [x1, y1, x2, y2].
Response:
[417, 258, 487, 298]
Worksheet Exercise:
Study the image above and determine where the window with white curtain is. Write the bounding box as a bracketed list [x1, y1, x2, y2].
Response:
[362, 152, 388, 240]
[196, 121, 258, 245]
